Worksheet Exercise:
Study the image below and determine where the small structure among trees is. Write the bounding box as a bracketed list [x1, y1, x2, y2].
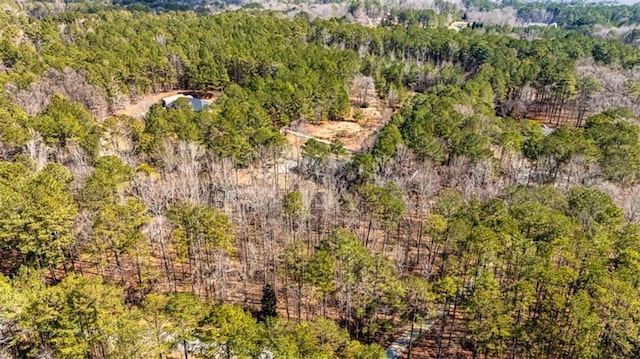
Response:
[161, 94, 212, 112]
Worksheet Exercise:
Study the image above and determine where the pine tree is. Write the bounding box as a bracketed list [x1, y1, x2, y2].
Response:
[260, 284, 278, 321]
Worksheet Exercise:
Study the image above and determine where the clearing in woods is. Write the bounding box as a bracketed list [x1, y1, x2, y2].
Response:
[114, 90, 220, 118]
[238, 76, 393, 187]
[113, 76, 389, 154]
[288, 75, 392, 152]
[112, 79, 391, 189]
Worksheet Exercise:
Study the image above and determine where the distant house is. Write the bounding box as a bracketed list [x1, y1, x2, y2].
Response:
[161, 94, 192, 107]
[186, 98, 213, 111]
[161, 94, 212, 112]
[525, 22, 558, 28]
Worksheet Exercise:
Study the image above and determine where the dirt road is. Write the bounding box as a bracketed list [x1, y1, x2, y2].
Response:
[386, 320, 438, 359]
[114, 90, 185, 118]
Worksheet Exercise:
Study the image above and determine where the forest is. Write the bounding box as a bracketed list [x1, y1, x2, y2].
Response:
[1, 0, 640, 358]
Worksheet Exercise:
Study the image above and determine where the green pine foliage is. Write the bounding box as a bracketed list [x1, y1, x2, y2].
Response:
[1, 3, 640, 359]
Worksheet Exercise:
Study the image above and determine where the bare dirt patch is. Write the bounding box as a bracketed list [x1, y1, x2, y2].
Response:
[295, 120, 367, 150]
[300, 121, 363, 140]
[286, 75, 393, 152]
[114, 90, 181, 118]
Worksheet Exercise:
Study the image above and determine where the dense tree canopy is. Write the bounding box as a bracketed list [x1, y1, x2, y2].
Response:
[1, 2, 640, 358]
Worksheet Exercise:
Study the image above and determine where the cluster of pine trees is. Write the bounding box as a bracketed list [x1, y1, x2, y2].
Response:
[0, 270, 386, 358]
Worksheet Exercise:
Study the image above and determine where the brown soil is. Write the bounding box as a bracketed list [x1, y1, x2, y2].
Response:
[299, 121, 363, 141]
[233, 134, 312, 189]
[526, 106, 581, 127]
[114, 90, 181, 118]
[296, 120, 367, 151]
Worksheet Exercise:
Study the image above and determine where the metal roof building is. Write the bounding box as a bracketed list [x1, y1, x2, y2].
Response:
[161, 94, 212, 112]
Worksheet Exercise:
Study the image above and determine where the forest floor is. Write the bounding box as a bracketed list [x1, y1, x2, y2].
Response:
[405, 312, 476, 359]
[526, 105, 579, 127]
[65, 187, 444, 358]
[114, 90, 182, 118]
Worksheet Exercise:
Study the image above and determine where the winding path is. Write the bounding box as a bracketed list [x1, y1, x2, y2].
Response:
[386, 319, 438, 359]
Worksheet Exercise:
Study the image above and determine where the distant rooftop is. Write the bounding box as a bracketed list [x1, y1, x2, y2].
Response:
[161, 94, 192, 106]
[161, 94, 212, 112]
[188, 98, 213, 112]
[525, 22, 558, 28]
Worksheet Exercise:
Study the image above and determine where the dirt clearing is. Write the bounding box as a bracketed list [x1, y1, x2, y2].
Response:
[115, 90, 182, 118]
[286, 75, 392, 152]
[114, 90, 220, 118]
